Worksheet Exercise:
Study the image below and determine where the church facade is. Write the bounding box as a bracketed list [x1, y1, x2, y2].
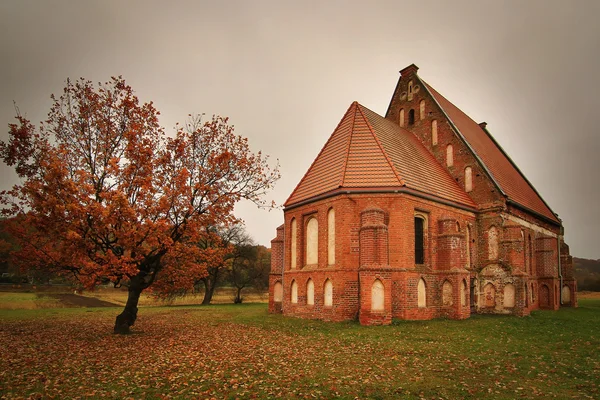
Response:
[268, 64, 576, 325]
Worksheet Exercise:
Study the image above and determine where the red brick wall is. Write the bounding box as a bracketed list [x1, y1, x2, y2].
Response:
[385, 67, 504, 211]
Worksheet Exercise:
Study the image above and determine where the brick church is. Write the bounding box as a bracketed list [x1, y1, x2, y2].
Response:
[268, 64, 576, 325]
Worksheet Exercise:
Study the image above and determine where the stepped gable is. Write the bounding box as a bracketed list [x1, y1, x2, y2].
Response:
[424, 82, 559, 223]
[284, 102, 476, 208]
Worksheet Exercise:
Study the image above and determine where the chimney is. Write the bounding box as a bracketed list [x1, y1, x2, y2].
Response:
[479, 122, 487, 129]
[399, 64, 419, 77]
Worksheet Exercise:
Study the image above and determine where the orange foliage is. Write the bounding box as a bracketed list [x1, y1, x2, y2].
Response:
[0, 77, 279, 302]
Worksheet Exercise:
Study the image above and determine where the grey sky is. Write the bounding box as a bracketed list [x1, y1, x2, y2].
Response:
[1, 0, 599, 259]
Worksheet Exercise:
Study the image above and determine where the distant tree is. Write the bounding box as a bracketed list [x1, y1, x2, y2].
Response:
[229, 243, 270, 304]
[0, 77, 279, 333]
[195, 223, 247, 305]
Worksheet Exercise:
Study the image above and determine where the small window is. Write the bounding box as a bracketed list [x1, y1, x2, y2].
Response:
[461, 279, 468, 307]
[431, 120, 438, 145]
[419, 100, 425, 120]
[324, 279, 333, 307]
[306, 279, 314, 305]
[408, 80, 414, 101]
[446, 144, 454, 167]
[465, 167, 473, 192]
[399, 109, 405, 127]
[415, 217, 424, 264]
[408, 109, 415, 125]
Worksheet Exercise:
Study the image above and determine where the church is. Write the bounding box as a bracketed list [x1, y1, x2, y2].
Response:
[268, 64, 576, 325]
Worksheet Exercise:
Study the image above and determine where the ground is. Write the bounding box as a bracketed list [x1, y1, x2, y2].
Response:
[0, 289, 598, 399]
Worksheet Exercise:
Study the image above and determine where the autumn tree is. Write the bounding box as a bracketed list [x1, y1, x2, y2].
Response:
[0, 77, 279, 333]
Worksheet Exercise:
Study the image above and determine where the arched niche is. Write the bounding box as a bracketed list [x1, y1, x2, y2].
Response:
[324, 279, 333, 307]
[291, 280, 298, 304]
[306, 279, 314, 305]
[442, 280, 453, 306]
[417, 278, 427, 308]
[306, 217, 318, 265]
[503, 283, 515, 308]
[274, 282, 283, 302]
[371, 279, 385, 311]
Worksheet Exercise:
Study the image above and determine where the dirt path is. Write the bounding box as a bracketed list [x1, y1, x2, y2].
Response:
[44, 294, 120, 308]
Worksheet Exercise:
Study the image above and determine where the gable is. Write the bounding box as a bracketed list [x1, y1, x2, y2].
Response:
[285, 102, 476, 209]
[423, 83, 559, 224]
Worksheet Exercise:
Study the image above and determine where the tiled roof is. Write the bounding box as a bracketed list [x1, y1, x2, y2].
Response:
[284, 102, 476, 208]
[424, 83, 559, 223]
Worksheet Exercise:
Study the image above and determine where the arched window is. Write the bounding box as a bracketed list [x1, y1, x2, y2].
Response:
[408, 80, 414, 100]
[327, 208, 335, 265]
[417, 278, 427, 307]
[503, 284, 515, 308]
[306, 217, 318, 265]
[399, 109, 405, 127]
[274, 282, 283, 302]
[371, 280, 385, 311]
[446, 144, 454, 167]
[465, 167, 473, 192]
[431, 120, 438, 145]
[408, 109, 415, 125]
[461, 279, 468, 307]
[419, 100, 426, 120]
[442, 280, 453, 306]
[290, 218, 297, 270]
[488, 226, 498, 259]
[414, 216, 425, 264]
[291, 280, 298, 304]
[324, 279, 333, 307]
[306, 279, 314, 305]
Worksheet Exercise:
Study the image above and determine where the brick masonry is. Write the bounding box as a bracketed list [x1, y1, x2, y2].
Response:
[268, 65, 576, 325]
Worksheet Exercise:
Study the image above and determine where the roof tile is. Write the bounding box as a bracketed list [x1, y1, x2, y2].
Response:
[424, 83, 559, 223]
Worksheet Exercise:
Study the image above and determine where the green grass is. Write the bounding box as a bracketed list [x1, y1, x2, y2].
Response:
[0, 299, 598, 399]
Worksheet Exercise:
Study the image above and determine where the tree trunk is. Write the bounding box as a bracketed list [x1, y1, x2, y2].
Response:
[201, 268, 219, 305]
[201, 278, 214, 305]
[234, 287, 243, 304]
[114, 284, 143, 334]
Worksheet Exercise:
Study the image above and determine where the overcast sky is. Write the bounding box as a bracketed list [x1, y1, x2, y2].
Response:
[1, 0, 599, 259]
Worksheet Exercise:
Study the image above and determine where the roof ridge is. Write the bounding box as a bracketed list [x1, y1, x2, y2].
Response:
[422, 79, 559, 224]
[355, 103, 406, 186]
[420, 79, 505, 196]
[339, 102, 358, 188]
[283, 103, 356, 206]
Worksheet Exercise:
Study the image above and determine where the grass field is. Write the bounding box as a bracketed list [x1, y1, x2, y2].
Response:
[0, 293, 598, 399]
